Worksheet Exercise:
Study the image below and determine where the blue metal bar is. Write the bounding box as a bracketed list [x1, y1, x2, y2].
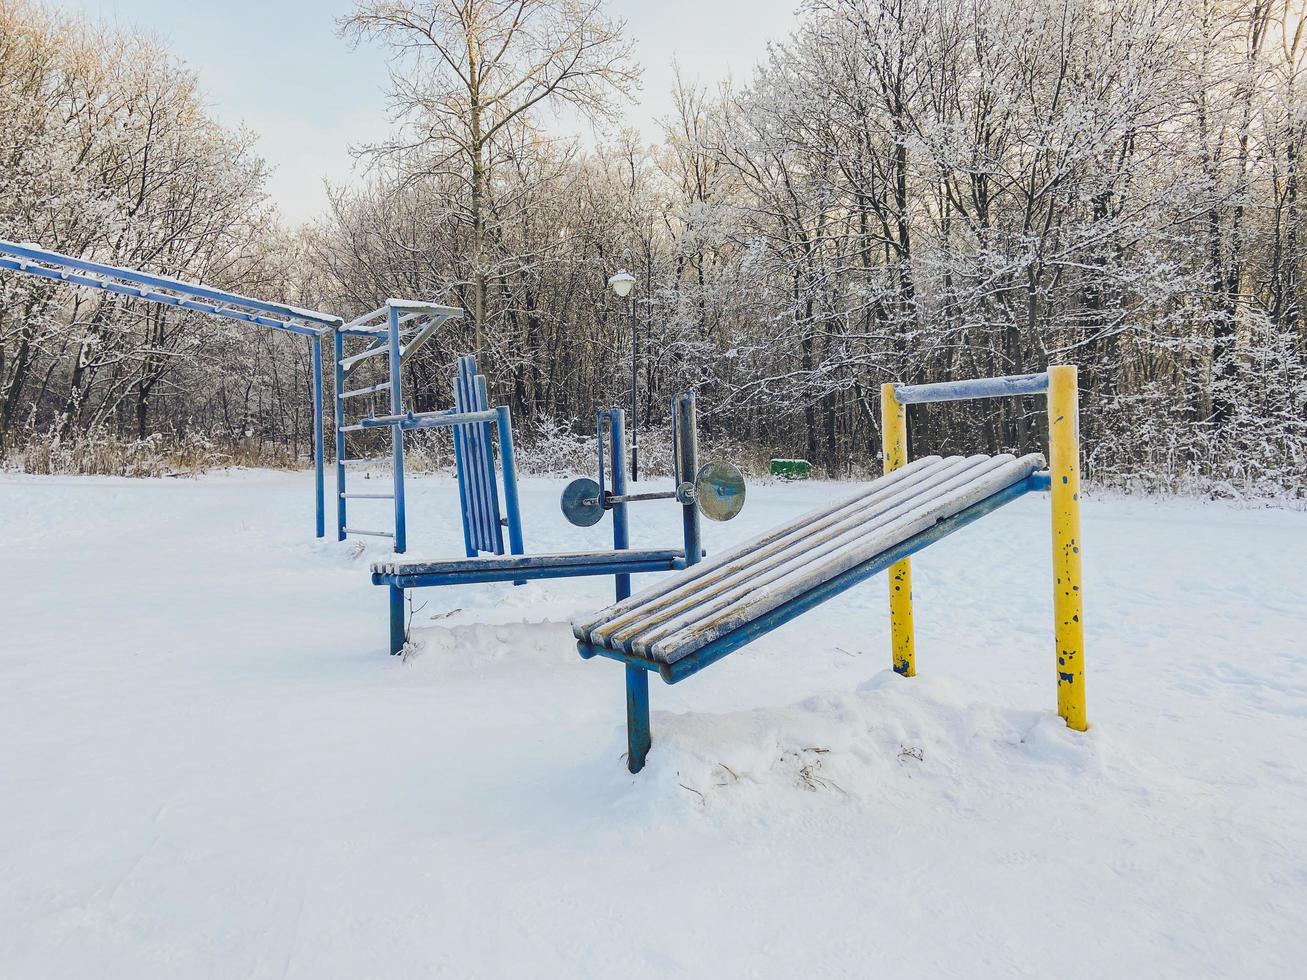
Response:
[451, 359, 476, 557]
[456, 360, 492, 551]
[379, 547, 685, 576]
[339, 381, 391, 399]
[388, 306, 406, 554]
[678, 392, 703, 569]
[578, 474, 1047, 682]
[341, 342, 390, 370]
[389, 586, 405, 656]
[459, 364, 499, 554]
[596, 410, 607, 503]
[376, 557, 685, 589]
[343, 527, 395, 538]
[625, 665, 651, 774]
[387, 298, 463, 316]
[610, 408, 650, 773]
[401, 412, 498, 430]
[475, 373, 505, 554]
[0, 240, 340, 330]
[496, 405, 526, 580]
[893, 372, 1050, 405]
[312, 335, 325, 538]
[343, 305, 433, 333]
[0, 256, 324, 337]
[399, 314, 447, 360]
[357, 408, 499, 430]
[333, 329, 347, 541]
[454, 361, 478, 546]
[610, 409, 631, 599]
[452, 421, 476, 558]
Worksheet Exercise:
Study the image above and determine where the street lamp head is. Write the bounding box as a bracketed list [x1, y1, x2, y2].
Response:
[608, 269, 636, 298]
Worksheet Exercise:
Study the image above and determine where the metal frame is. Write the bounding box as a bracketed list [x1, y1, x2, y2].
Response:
[332, 304, 529, 557]
[576, 369, 1087, 774]
[371, 392, 708, 749]
[0, 239, 342, 537]
[882, 367, 1086, 731]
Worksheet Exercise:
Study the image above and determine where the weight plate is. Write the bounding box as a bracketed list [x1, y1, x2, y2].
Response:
[560, 477, 605, 527]
[695, 462, 746, 521]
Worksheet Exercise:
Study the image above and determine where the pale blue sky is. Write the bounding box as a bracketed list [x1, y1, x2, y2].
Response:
[56, 0, 800, 223]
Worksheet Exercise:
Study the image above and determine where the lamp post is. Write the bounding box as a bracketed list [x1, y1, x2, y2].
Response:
[608, 269, 638, 481]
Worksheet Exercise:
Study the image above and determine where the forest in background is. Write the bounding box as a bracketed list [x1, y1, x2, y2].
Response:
[1, 0, 1304, 497]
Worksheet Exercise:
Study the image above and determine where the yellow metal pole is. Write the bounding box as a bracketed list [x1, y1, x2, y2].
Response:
[881, 383, 915, 677]
[1047, 365, 1087, 730]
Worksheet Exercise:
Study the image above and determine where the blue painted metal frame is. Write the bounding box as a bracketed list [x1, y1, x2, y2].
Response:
[0, 238, 341, 538]
[579, 472, 1051, 684]
[452, 356, 505, 555]
[608, 409, 651, 773]
[373, 398, 702, 662]
[333, 330, 348, 541]
[312, 335, 325, 539]
[375, 551, 686, 656]
[0, 240, 340, 335]
[388, 306, 407, 553]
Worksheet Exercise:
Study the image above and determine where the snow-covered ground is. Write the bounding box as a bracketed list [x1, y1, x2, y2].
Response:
[2, 468, 1305, 978]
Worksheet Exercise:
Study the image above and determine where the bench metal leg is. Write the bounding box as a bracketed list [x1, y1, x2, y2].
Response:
[625, 665, 651, 773]
[389, 585, 405, 655]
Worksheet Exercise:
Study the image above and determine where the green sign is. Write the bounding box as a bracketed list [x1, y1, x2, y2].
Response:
[770, 458, 811, 479]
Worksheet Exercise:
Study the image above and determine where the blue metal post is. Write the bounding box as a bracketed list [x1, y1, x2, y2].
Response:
[610, 409, 651, 773]
[474, 373, 505, 554]
[452, 424, 477, 557]
[388, 305, 407, 554]
[312, 334, 325, 538]
[333, 329, 347, 541]
[496, 406, 525, 558]
[610, 410, 631, 597]
[389, 585, 405, 656]
[678, 392, 703, 568]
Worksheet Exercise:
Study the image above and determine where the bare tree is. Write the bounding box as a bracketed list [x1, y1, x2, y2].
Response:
[340, 0, 639, 350]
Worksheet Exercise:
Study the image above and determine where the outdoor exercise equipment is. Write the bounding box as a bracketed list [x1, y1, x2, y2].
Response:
[334, 303, 525, 555]
[0, 239, 342, 535]
[559, 423, 745, 528]
[0, 238, 491, 548]
[371, 392, 747, 698]
[574, 366, 1087, 774]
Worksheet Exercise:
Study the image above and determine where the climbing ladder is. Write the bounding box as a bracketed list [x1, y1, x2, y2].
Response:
[333, 300, 462, 552]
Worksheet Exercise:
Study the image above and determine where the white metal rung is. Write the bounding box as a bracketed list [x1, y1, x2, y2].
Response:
[339, 381, 392, 399]
[343, 527, 394, 538]
[339, 345, 390, 369]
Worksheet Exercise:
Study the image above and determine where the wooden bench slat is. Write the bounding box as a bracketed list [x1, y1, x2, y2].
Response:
[573, 453, 1046, 666]
[588, 454, 996, 650]
[648, 455, 1044, 662]
[570, 453, 948, 640]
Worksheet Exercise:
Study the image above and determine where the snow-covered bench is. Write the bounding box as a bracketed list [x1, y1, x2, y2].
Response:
[573, 453, 1051, 763]
[371, 549, 691, 654]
